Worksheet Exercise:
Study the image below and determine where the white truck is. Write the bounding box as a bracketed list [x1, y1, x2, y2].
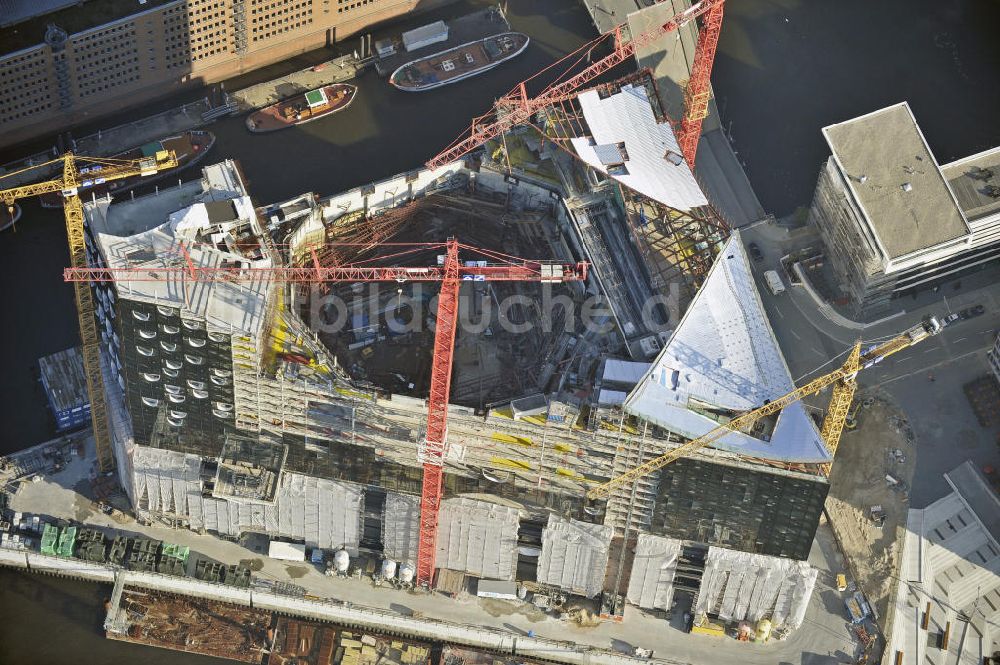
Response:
[763, 270, 785, 295]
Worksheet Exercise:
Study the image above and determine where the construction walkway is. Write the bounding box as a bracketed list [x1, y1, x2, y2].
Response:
[229, 55, 366, 112]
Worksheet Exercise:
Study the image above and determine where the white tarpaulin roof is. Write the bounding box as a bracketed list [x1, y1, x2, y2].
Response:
[627, 533, 681, 610]
[382, 492, 421, 564]
[694, 547, 818, 630]
[624, 233, 831, 463]
[602, 359, 652, 387]
[537, 515, 612, 598]
[436, 498, 520, 580]
[570, 84, 708, 212]
[133, 446, 362, 552]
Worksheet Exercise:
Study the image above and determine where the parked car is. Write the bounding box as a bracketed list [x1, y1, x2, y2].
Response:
[942, 313, 960, 326]
[959, 304, 985, 319]
[747, 242, 764, 262]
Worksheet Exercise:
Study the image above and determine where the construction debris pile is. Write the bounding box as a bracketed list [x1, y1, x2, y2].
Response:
[110, 589, 271, 663]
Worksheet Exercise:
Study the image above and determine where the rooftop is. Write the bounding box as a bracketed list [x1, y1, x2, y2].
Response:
[823, 103, 969, 259]
[941, 146, 1000, 222]
[1, 0, 177, 56]
[84, 160, 272, 337]
[624, 232, 832, 464]
[888, 461, 1000, 665]
[570, 83, 708, 212]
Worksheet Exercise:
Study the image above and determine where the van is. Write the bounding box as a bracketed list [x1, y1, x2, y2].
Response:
[764, 270, 785, 296]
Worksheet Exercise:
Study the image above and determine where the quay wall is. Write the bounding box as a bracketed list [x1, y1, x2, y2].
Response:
[0, 549, 668, 665]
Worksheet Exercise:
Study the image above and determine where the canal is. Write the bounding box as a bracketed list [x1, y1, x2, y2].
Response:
[1, 1, 999, 662]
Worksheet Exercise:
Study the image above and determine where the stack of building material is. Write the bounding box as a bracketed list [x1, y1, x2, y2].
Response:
[127, 537, 161, 572]
[693, 547, 817, 630]
[626, 533, 682, 610]
[435, 498, 520, 581]
[225, 564, 252, 587]
[74, 528, 108, 562]
[536, 515, 613, 598]
[107, 535, 129, 566]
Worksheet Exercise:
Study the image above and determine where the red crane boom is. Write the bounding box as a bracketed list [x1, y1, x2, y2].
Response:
[65, 239, 587, 588]
[425, 0, 725, 171]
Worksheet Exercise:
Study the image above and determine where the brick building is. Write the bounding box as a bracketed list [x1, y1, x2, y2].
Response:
[0, 0, 448, 149]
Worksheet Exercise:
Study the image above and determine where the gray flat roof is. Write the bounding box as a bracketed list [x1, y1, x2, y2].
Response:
[945, 461, 1000, 549]
[822, 103, 969, 259]
[941, 146, 1000, 222]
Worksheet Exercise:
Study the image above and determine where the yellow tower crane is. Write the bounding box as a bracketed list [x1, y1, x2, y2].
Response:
[1, 151, 179, 472]
[586, 316, 943, 500]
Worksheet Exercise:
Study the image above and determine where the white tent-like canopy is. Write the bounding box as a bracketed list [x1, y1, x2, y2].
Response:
[624, 232, 832, 463]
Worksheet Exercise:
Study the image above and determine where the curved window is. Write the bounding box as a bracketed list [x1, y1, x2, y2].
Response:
[213, 409, 232, 419]
[182, 320, 203, 331]
[208, 332, 228, 343]
[164, 385, 182, 395]
[166, 417, 184, 427]
[214, 402, 233, 412]
[186, 337, 206, 348]
[132, 310, 151, 322]
[161, 324, 180, 335]
[164, 358, 182, 371]
[160, 341, 178, 352]
[163, 368, 179, 378]
[184, 354, 204, 366]
[167, 393, 186, 404]
[141, 397, 161, 408]
[142, 373, 160, 382]
[192, 389, 209, 399]
[210, 375, 230, 386]
[137, 329, 156, 340]
[136, 345, 155, 357]
[168, 410, 187, 419]
[157, 305, 175, 317]
[210, 368, 232, 378]
[186, 379, 206, 390]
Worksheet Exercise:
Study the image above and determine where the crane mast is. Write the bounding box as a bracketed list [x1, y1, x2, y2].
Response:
[1, 152, 180, 472]
[586, 317, 942, 500]
[425, 0, 726, 171]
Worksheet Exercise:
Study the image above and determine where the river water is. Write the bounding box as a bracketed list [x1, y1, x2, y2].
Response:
[1, 0, 999, 662]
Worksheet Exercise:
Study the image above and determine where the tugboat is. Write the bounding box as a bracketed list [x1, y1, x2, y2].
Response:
[40, 130, 215, 208]
[390, 32, 529, 92]
[246, 83, 357, 133]
[0, 203, 21, 232]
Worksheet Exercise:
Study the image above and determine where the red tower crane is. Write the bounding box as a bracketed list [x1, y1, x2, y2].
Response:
[66, 239, 588, 587]
[425, 0, 725, 171]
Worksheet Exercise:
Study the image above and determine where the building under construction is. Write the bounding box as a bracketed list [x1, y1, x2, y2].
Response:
[79, 63, 828, 632]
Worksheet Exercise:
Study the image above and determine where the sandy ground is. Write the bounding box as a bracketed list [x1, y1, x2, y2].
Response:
[825, 394, 916, 630]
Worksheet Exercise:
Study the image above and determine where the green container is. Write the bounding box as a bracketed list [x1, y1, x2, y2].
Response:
[56, 526, 77, 557]
[161, 543, 190, 563]
[40, 524, 59, 555]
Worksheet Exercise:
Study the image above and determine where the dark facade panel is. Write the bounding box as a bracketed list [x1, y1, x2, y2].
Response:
[649, 457, 828, 560]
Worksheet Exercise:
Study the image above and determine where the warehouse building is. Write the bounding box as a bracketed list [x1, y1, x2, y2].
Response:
[808, 103, 1000, 316]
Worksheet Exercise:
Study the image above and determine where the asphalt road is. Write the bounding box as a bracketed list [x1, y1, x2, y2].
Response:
[739, 220, 1000, 508]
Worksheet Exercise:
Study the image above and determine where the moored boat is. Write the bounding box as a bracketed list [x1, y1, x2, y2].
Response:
[390, 32, 529, 92]
[0, 203, 21, 232]
[40, 130, 215, 208]
[246, 83, 357, 133]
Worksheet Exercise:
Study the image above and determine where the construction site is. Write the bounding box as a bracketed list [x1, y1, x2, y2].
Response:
[0, 0, 941, 662]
